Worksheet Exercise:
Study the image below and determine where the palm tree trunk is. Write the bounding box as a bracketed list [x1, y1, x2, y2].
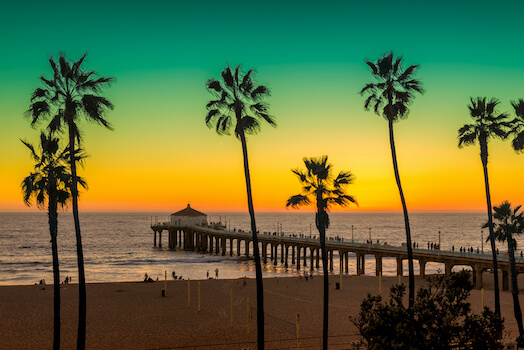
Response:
[480, 141, 501, 317]
[238, 129, 264, 350]
[388, 119, 415, 307]
[508, 237, 524, 335]
[48, 175, 60, 350]
[318, 213, 329, 350]
[68, 125, 87, 350]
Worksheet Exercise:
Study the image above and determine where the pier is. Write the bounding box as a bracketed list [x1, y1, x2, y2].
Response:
[150, 222, 524, 290]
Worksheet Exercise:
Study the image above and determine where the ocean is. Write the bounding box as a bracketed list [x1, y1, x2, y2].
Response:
[0, 211, 519, 286]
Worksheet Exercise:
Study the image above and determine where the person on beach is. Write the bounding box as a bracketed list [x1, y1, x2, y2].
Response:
[243, 276, 247, 286]
[207, 270, 209, 279]
[215, 268, 219, 279]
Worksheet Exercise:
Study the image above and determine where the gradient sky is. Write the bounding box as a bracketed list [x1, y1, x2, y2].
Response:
[1, 0, 523, 212]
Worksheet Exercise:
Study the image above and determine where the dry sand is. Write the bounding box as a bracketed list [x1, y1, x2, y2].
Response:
[0, 273, 521, 349]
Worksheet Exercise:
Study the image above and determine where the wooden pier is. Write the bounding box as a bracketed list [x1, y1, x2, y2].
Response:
[151, 223, 524, 290]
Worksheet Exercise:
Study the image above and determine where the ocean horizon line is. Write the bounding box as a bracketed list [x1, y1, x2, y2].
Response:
[0, 209, 487, 214]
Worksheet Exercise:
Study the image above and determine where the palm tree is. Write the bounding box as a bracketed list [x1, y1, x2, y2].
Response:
[360, 52, 423, 307]
[286, 156, 357, 350]
[458, 97, 510, 317]
[487, 201, 524, 341]
[205, 64, 275, 349]
[27, 52, 114, 349]
[21, 132, 87, 350]
[509, 99, 524, 152]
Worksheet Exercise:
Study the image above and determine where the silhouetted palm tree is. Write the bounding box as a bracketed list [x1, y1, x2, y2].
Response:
[458, 97, 510, 316]
[205, 64, 275, 349]
[27, 52, 113, 349]
[510, 99, 524, 152]
[21, 132, 87, 350]
[287, 156, 357, 350]
[486, 201, 524, 341]
[360, 52, 423, 307]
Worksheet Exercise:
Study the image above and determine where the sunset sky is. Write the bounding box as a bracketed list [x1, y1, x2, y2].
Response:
[1, 0, 523, 212]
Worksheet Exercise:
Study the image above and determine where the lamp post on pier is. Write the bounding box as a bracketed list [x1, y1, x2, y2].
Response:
[438, 230, 441, 257]
[369, 227, 371, 246]
[481, 230, 484, 254]
[351, 225, 354, 242]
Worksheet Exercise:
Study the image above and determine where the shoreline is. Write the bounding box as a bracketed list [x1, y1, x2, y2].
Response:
[1, 274, 521, 349]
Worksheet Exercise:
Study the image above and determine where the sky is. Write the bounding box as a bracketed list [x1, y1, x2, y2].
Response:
[1, 0, 523, 212]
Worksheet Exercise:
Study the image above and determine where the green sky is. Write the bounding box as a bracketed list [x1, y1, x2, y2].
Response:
[1, 0, 523, 211]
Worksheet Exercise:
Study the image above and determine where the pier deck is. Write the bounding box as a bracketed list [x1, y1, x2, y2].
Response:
[151, 223, 524, 290]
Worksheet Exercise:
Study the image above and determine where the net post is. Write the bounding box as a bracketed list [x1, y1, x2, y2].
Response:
[187, 278, 190, 308]
[296, 313, 300, 349]
[198, 281, 201, 312]
[247, 297, 251, 334]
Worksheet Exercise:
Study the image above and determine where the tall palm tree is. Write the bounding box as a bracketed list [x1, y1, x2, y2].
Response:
[21, 132, 87, 350]
[458, 97, 510, 317]
[205, 64, 275, 349]
[27, 52, 114, 349]
[286, 156, 357, 350]
[487, 201, 524, 341]
[510, 99, 524, 152]
[360, 52, 423, 307]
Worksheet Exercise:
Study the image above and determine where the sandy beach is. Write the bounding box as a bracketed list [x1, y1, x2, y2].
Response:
[0, 274, 520, 349]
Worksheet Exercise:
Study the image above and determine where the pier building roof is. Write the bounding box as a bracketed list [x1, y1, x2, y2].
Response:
[171, 204, 206, 217]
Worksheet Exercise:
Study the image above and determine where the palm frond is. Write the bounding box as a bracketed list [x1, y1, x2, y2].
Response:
[240, 69, 254, 93]
[206, 64, 275, 139]
[21, 139, 40, 162]
[48, 112, 64, 134]
[251, 85, 269, 101]
[253, 110, 276, 127]
[287, 156, 357, 219]
[205, 109, 221, 126]
[511, 130, 524, 153]
[458, 125, 478, 148]
[221, 65, 234, 88]
[28, 101, 51, 125]
[392, 56, 402, 75]
[360, 83, 376, 95]
[215, 115, 231, 135]
[72, 53, 87, 76]
[81, 95, 114, 130]
[59, 53, 71, 78]
[364, 60, 378, 76]
[361, 52, 422, 122]
[286, 194, 310, 208]
[31, 88, 49, 101]
[206, 79, 222, 93]
[79, 77, 114, 93]
[511, 99, 524, 118]
[237, 116, 261, 136]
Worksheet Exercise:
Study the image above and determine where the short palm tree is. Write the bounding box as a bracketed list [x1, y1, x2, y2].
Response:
[360, 52, 423, 307]
[458, 97, 510, 317]
[27, 52, 113, 349]
[510, 99, 524, 152]
[205, 64, 276, 349]
[287, 156, 357, 350]
[21, 132, 86, 350]
[487, 201, 524, 341]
